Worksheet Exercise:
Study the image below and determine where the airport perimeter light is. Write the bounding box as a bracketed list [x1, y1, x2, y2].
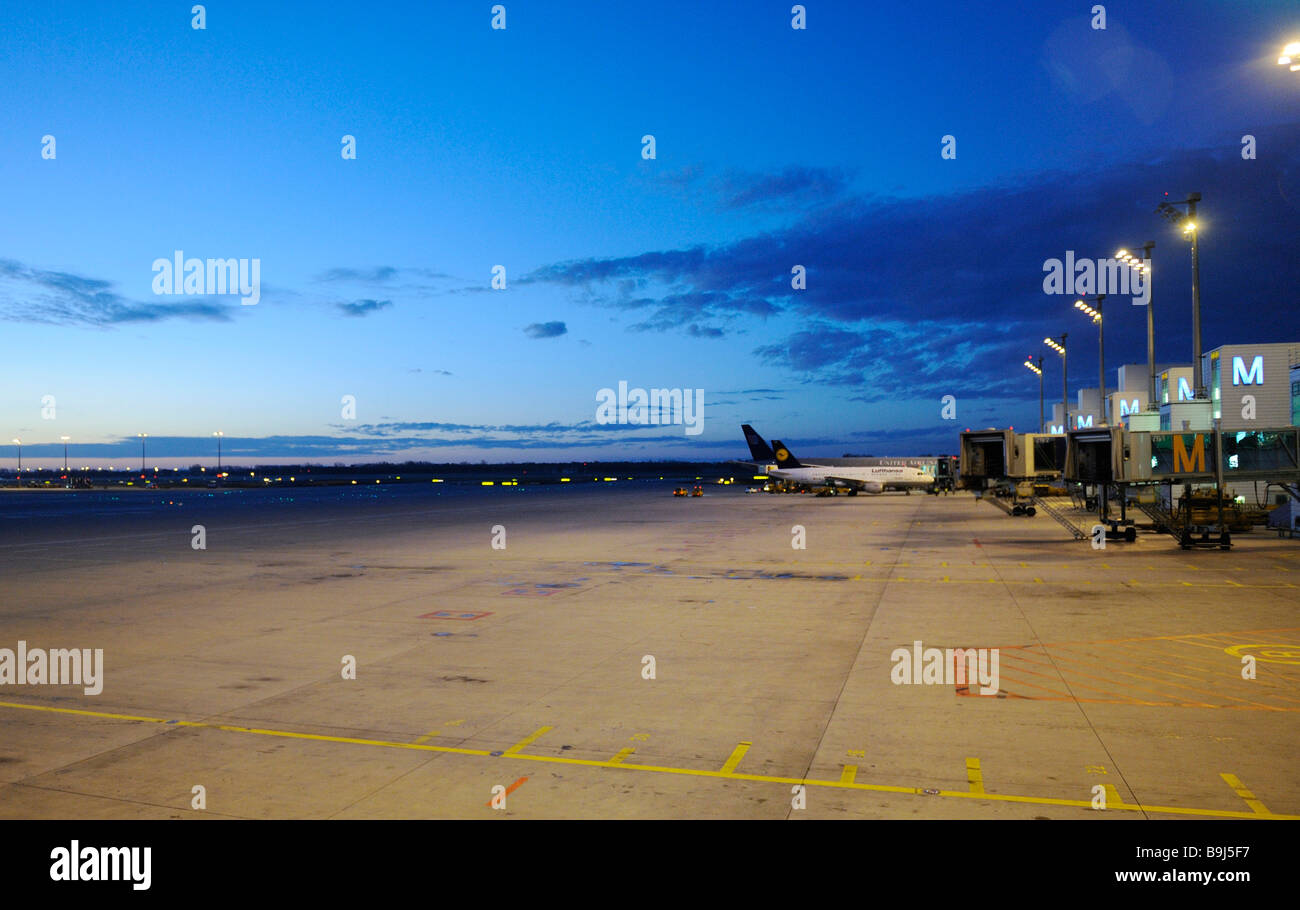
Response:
[1074, 294, 1107, 422]
[1044, 335, 1067, 429]
[1116, 242, 1156, 410]
[1024, 355, 1044, 431]
[1280, 41, 1300, 72]
[1155, 192, 1205, 399]
[214, 431, 223, 470]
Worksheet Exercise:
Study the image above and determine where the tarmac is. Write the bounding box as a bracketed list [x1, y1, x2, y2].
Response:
[1, 483, 1297, 819]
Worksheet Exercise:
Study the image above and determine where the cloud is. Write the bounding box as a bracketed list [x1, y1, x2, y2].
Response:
[524, 321, 567, 338]
[337, 298, 392, 317]
[316, 266, 400, 284]
[0, 259, 234, 326]
[716, 166, 851, 211]
[523, 126, 1300, 399]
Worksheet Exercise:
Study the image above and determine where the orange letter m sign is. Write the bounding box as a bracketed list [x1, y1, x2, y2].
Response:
[1172, 434, 1206, 473]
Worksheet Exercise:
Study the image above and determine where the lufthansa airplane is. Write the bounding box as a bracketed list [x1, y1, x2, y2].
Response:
[766, 440, 934, 494]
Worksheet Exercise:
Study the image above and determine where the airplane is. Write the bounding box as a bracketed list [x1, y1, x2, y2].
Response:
[741, 424, 825, 468]
[767, 440, 935, 495]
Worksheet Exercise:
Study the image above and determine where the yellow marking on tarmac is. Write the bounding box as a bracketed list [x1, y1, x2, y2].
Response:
[1018, 562, 1027, 568]
[942, 576, 950, 583]
[1221, 773, 1272, 816]
[413, 729, 441, 744]
[2, 701, 1295, 820]
[836, 576, 1298, 590]
[966, 757, 984, 794]
[505, 726, 553, 754]
[840, 765, 857, 784]
[720, 741, 752, 775]
[852, 575, 861, 581]
[1104, 784, 1122, 807]
[610, 747, 636, 764]
[940, 561, 948, 567]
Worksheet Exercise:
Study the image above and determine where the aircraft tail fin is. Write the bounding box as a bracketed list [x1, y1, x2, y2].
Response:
[770, 440, 804, 468]
[741, 424, 776, 462]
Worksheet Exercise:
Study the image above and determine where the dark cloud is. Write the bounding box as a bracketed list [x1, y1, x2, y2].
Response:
[524, 321, 567, 338]
[0, 259, 234, 326]
[717, 166, 851, 211]
[524, 125, 1300, 399]
[337, 298, 392, 317]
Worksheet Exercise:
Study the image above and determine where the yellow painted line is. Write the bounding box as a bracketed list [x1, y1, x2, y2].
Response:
[609, 747, 636, 764]
[840, 765, 857, 784]
[1221, 773, 1272, 816]
[852, 574, 861, 581]
[1104, 784, 1123, 808]
[505, 726, 552, 755]
[0, 701, 168, 725]
[3, 700, 1295, 819]
[413, 729, 440, 745]
[846, 577, 1300, 590]
[966, 757, 984, 794]
[720, 741, 752, 775]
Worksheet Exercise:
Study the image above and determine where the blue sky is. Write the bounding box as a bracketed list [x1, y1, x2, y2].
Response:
[3, 0, 1299, 466]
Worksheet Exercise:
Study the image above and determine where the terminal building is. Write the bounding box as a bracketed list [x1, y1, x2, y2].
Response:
[1044, 344, 1300, 435]
[1040, 342, 1300, 512]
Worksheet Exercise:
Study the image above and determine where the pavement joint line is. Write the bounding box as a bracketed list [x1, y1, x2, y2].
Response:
[1220, 773, 1273, 816]
[2, 701, 1296, 820]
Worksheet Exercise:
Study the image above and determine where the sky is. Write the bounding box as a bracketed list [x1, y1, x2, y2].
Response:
[2, 0, 1299, 467]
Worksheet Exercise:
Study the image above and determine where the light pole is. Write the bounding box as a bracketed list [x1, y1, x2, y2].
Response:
[1024, 356, 1044, 431]
[1044, 335, 1067, 429]
[1117, 243, 1155, 410]
[1280, 41, 1300, 72]
[1074, 294, 1107, 422]
[1156, 193, 1205, 399]
[60, 436, 70, 473]
[214, 431, 223, 471]
[138, 433, 147, 474]
[11, 438, 20, 477]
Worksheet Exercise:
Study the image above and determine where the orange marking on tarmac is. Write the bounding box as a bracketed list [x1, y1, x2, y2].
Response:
[997, 648, 1201, 706]
[1048, 642, 1288, 710]
[486, 776, 529, 807]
